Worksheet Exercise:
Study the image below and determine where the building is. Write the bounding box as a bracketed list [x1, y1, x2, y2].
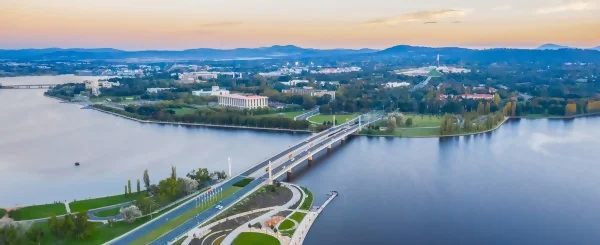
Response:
[280, 79, 309, 86]
[461, 94, 494, 100]
[385, 82, 410, 88]
[147, 88, 171, 93]
[282, 87, 336, 100]
[218, 94, 269, 109]
[99, 81, 120, 89]
[192, 86, 230, 96]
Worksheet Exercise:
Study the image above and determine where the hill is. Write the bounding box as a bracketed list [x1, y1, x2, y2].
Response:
[537, 44, 572, 50]
[0, 45, 377, 61]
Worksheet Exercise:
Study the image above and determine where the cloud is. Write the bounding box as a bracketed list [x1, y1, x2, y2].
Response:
[424, 21, 438, 24]
[493, 4, 513, 11]
[365, 9, 470, 26]
[535, 1, 597, 14]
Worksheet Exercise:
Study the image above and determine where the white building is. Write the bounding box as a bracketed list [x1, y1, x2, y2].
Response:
[218, 94, 269, 109]
[280, 79, 309, 86]
[147, 88, 171, 93]
[192, 86, 230, 96]
[100, 81, 120, 89]
[282, 87, 336, 100]
[385, 82, 411, 88]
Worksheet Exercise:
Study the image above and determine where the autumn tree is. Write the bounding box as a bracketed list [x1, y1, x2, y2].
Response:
[565, 103, 577, 116]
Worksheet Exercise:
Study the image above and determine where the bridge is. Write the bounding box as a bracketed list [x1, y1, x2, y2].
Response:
[107, 112, 383, 245]
[0, 83, 57, 89]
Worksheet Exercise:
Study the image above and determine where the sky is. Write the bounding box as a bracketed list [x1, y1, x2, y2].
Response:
[0, 0, 599, 50]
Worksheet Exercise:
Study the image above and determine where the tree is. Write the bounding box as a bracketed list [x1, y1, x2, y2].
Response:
[128, 180, 132, 195]
[124, 185, 128, 197]
[405, 118, 413, 127]
[565, 103, 577, 116]
[476, 102, 484, 115]
[386, 116, 396, 132]
[484, 102, 491, 114]
[136, 196, 155, 214]
[143, 169, 150, 190]
[74, 212, 94, 240]
[26, 226, 44, 244]
[137, 179, 141, 194]
[61, 214, 76, 238]
[0, 225, 22, 245]
[187, 168, 212, 187]
[171, 165, 177, 180]
[48, 216, 60, 236]
[178, 177, 199, 195]
[157, 177, 180, 203]
[493, 93, 501, 106]
[213, 171, 228, 180]
[120, 205, 142, 223]
[511, 102, 517, 116]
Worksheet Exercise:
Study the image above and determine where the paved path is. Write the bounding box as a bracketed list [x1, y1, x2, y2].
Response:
[64, 202, 71, 213]
[290, 192, 337, 245]
[220, 183, 301, 245]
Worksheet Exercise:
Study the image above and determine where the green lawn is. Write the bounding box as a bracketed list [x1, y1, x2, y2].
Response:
[94, 207, 121, 217]
[289, 212, 307, 223]
[428, 69, 443, 77]
[130, 186, 242, 245]
[172, 107, 199, 115]
[397, 114, 443, 128]
[232, 232, 280, 245]
[10, 203, 67, 221]
[256, 110, 307, 119]
[393, 128, 440, 137]
[0, 208, 6, 218]
[308, 114, 359, 124]
[70, 192, 144, 213]
[233, 178, 254, 187]
[300, 187, 313, 210]
[278, 219, 295, 230]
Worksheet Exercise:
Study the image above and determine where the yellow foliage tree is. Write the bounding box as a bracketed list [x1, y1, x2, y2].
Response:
[565, 103, 577, 116]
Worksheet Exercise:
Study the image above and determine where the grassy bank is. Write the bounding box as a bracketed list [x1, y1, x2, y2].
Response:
[10, 203, 67, 221]
[70, 193, 144, 213]
[0, 208, 6, 218]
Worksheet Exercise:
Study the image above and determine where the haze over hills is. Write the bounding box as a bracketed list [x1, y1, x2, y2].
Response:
[1, 44, 600, 62]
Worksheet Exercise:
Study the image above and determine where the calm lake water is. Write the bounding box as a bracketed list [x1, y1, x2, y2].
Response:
[2, 76, 600, 244]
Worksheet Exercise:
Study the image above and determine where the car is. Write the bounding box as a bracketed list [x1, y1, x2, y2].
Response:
[215, 205, 223, 210]
[291, 158, 295, 161]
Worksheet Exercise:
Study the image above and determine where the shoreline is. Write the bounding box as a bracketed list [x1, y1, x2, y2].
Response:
[358, 116, 510, 138]
[91, 106, 313, 133]
[511, 112, 600, 120]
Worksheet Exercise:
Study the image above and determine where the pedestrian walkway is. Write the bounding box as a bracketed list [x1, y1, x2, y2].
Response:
[220, 183, 301, 245]
[289, 191, 337, 245]
[64, 202, 71, 213]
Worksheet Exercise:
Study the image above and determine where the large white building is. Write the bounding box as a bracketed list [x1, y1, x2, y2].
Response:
[218, 94, 269, 109]
[385, 82, 411, 88]
[147, 88, 171, 93]
[192, 86, 230, 96]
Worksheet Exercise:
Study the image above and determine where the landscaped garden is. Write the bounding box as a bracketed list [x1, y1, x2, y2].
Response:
[94, 207, 122, 217]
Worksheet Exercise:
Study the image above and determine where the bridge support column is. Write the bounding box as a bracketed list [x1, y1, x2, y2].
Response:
[308, 155, 313, 166]
[327, 144, 332, 152]
[286, 168, 293, 182]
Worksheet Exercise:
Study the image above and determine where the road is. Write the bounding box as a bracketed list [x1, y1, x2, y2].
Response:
[108, 122, 357, 245]
[149, 121, 375, 245]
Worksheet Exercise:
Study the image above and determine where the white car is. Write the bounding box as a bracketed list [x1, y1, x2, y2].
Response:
[215, 205, 223, 210]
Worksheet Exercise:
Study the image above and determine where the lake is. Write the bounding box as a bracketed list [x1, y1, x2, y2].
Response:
[2, 76, 600, 244]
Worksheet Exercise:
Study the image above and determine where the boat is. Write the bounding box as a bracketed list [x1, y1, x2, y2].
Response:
[74, 162, 80, 166]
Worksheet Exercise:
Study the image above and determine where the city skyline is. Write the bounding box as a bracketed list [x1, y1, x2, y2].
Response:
[1, 0, 599, 50]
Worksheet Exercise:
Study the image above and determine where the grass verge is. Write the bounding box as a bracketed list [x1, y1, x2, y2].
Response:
[278, 219, 295, 230]
[300, 187, 313, 210]
[130, 186, 242, 245]
[0, 209, 6, 218]
[255, 110, 307, 119]
[70, 192, 144, 213]
[172, 236, 188, 245]
[233, 178, 254, 188]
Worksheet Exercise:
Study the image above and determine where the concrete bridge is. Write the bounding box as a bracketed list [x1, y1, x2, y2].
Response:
[108, 112, 383, 245]
[0, 84, 56, 89]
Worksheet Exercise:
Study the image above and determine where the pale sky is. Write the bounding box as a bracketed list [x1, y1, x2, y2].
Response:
[0, 0, 599, 50]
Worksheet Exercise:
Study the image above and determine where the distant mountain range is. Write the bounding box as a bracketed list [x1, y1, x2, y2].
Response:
[0, 45, 376, 61]
[536, 43, 600, 50]
[1, 44, 599, 62]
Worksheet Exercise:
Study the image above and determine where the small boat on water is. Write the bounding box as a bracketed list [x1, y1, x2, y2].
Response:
[74, 162, 80, 166]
